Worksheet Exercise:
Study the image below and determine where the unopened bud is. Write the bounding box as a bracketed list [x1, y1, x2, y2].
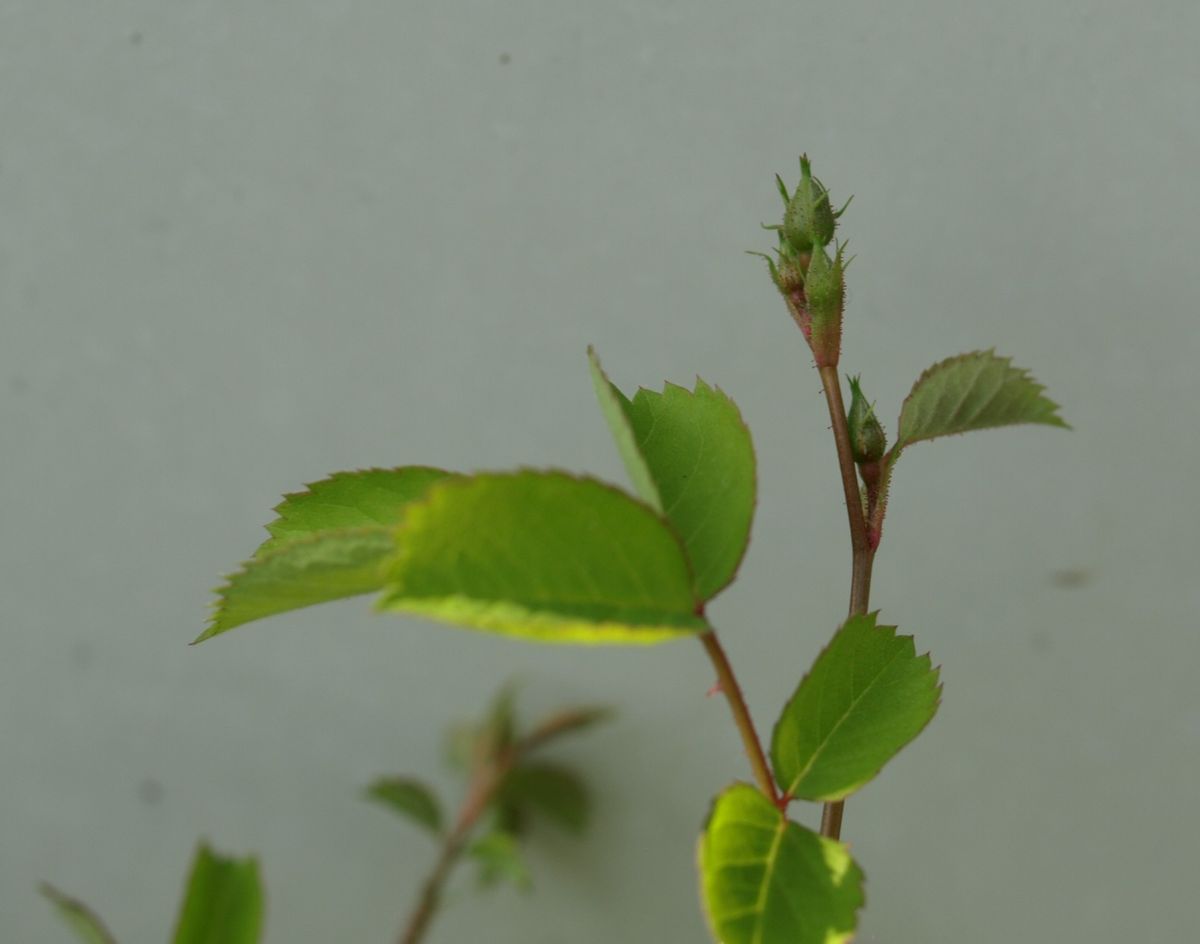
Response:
[753, 234, 806, 294]
[846, 376, 886, 464]
[782, 155, 837, 252]
[803, 240, 846, 366]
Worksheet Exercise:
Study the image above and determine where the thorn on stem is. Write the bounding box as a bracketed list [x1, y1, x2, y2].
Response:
[706, 681, 723, 697]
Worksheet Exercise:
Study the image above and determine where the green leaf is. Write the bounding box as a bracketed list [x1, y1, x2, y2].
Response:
[366, 777, 443, 836]
[524, 705, 613, 750]
[699, 783, 863, 944]
[378, 471, 708, 643]
[587, 348, 756, 601]
[501, 764, 590, 834]
[896, 350, 1068, 450]
[257, 467, 453, 556]
[481, 682, 519, 758]
[39, 883, 118, 944]
[469, 831, 532, 891]
[587, 349, 661, 509]
[171, 844, 263, 944]
[200, 467, 456, 642]
[771, 613, 941, 802]
[444, 685, 519, 772]
[199, 528, 395, 642]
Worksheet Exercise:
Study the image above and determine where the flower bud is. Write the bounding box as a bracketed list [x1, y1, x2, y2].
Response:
[846, 376, 886, 465]
[753, 233, 807, 294]
[782, 155, 837, 251]
[802, 239, 846, 366]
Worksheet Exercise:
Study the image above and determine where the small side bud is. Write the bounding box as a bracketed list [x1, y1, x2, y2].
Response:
[802, 239, 846, 366]
[749, 235, 807, 295]
[846, 376, 886, 465]
[782, 155, 837, 251]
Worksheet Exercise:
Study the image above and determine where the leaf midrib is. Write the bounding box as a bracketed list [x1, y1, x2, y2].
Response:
[783, 646, 905, 797]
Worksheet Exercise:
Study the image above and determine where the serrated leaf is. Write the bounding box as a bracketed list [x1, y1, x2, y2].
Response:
[699, 783, 863, 944]
[257, 467, 453, 556]
[171, 844, 263, 944]
[199, 528, 395, 642]
[39, 883, 118, 944]
[469, 831, 532, 891]
[201, 467, 456, 642]
[366, 777, 443, 836]
[588, 349, 661, 510]
[771, 613, 941, 802]
[378, 471, 708, 644]
[896, 350, 1068, 450]
[501, 764, 590, 834]
[588, 348, 756, 601]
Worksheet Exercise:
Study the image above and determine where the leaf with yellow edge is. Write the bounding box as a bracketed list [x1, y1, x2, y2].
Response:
[699, 783, 863, 944]
[378, 471, 707, 643]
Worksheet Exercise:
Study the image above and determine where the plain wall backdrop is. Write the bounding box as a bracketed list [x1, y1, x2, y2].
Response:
[3, 1, 1198, 941]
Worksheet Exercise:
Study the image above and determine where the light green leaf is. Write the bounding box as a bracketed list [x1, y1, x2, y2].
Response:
[501, 764, 590, 834]
[469, 831, 532, 891]
[378, 471, 708, 644]
[257, 467, 453, 556]
[587, 348, 756, 601]
[366, 777, 443, 836]
[771, 613, 941, 802]
[39, 883, 118, 944]
[199, 528, 395, 642]
[201, 466, 456, 641]
[896, 350, 1068, 450]
[171, 844, 263, 944]
[699, 783, 863, 944]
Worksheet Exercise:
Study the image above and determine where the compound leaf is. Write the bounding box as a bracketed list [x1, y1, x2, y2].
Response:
[588, 348, 756, 601]
[699, 783, 863, 944]
[896, 350, 1067, 450]
[171, 844, 263, 944]
[378, 471, 707, 644]
[771, 614, 941, 802]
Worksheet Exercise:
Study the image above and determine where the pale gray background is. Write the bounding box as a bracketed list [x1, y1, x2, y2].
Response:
[2, 1, 1198, 941]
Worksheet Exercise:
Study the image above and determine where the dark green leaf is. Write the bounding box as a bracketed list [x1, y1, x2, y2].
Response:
[501, 764, 590, 834]
[257, 467, 453, 556]
[365, 778, 443, 836]
[39, 883, 118, 944]
[699, 783, 863, 944]
[588, 349, 756, 601]
[896, 350, 1068, 450]
[771, 613, 941, 802]
[469, 831, 531, 891]
[378, 471, 707, 643]
[199, 528, 394, 642]
[171, 844, 263, 944]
